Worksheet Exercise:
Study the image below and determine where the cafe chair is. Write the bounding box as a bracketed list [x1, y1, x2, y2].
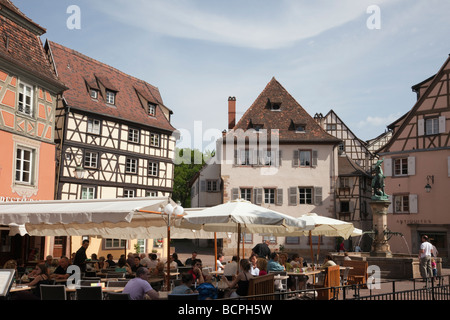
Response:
[76, 286, 103, 300]
[269, 271, 288, 299]
[168, 293, 199, 300]
[40, 284, 67, 300]
[107, 292, 131, 300]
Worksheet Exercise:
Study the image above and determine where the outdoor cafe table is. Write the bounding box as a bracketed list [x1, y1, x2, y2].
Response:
[10, 284, 34, 293]
[287, 270, 323, 291]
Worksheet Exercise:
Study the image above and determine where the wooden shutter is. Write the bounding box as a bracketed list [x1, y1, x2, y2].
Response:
[407, 157, 415, 176]
[312, 150, 318, 167]
[384, 158, 392, 177]
[200, 180, 206, 192]
[288, 187, 297, 206]
[234, 150, 239, 166]
[418, 119, 424, 136]
[314, 187, 322, 205]
[439, 116, 446, 133]
[277, 150, 282, 167]
[276, 188, 283, 205]
[292, 150, 299, 167]
[254, 188, 263, 205]
[409, 194, 418, 214]
[387, 200, 393, 213]
[231, 188, 239, 200]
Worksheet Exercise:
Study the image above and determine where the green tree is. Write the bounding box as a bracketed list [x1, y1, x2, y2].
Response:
[172, 148, 208, 208]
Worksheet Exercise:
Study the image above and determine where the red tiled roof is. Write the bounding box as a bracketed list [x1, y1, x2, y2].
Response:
[47, 41, 176, 133]
[233, 77, 341, 144]
[0, 0, 63, 89]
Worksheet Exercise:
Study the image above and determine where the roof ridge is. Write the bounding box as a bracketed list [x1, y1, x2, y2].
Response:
[48, 41, 160, 91]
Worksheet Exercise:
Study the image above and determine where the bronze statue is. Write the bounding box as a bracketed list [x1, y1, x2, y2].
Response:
[372, 159, 389, 200]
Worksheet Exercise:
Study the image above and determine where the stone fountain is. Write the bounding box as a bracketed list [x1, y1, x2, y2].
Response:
[332, 160, 442, 279]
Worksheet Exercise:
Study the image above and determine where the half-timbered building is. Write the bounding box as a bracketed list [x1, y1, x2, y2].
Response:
[378, 55, 450, 260]
[0, 0, 66, 265]
[46, 41, 176, 257]
[314, 110, 376, 250]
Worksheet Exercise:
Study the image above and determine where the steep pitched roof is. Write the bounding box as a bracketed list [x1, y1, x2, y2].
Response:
[47, 41, 175, 132]
[379, 54, 450, 153]
[233, 77, 341, 144]
[0, 0, 64, 90]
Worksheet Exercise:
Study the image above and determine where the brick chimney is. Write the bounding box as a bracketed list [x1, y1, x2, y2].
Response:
[228, 96, 236, 130]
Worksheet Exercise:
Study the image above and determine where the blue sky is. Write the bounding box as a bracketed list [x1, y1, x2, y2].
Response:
[14, 0, 450, 151]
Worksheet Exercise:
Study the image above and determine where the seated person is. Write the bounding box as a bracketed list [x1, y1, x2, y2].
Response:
[320, 254, 337, 269]
[188, 259, 205, 284]
[267, 252, 285, 272]
[196, 274, 218, 300]
[123, 267, 159, 300]
[50, 256, 71, 280]
[171, 273, 195, 294]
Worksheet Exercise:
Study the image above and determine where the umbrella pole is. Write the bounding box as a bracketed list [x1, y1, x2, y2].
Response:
[237, 224, 241, 263]
[166, 224, 171, 291]
[214, 232, 218, 271]
[317, 235, 321, 267]
[309, 231, 314, 270]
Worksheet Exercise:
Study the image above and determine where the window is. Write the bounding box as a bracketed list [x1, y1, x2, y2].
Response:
[394, 158, 408, 176]
[90, 89, 98, 99]
[18, 82, 34, 116]
[128, 128, 140, 143]
[87, 119, 101, 135]
[326, 124, 336, 131]
[84, 151, 98, 168]
[264, 188, 275, 204]
[270, 103, 281, 111]
[394, 195, 409, 213]
[145, 190, 157, 197]
[104, 239, 127, 249]
[425, 118, 439, 135]
[207, 180, 219, 192]
[123, 189, 135, 198]
[81, 186, 96, 199]
[262, 235, 276, 244]
[150, 133, 160, 147]
[340, 201, 350, 213]
[261, 150, 273, 166]
[15, 147, 33, 184]
[126, 158, 138, 174]
[299, 151, 311, 166]
[295, 125, 306, 132]
[106, 91, 115, 104]
[148, 161, 158, 176]
[298, 187, 312, 204]
[339, 177, 350, 189]
[239, 150, 251, 166]
[148, 103, 156, 116]
[240, 188, 252, 202]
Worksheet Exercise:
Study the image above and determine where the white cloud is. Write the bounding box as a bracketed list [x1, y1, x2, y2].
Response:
[356, 113, 402, 129]
[93, 0, 395, 49]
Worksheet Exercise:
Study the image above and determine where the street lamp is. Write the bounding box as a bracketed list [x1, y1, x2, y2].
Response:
[73, 165, 86, 179]
[162, 201, 184, 290]
[425, 175, 434, 193]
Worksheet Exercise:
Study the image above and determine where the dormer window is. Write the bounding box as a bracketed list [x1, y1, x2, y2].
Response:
[106, 91, 115, 104]
[90, 89, 98, 99]
[271, 103, 281, 111]
[148, 103, 156, 116]
[253, 124, 264, 132]
[296, 125, 306, 133]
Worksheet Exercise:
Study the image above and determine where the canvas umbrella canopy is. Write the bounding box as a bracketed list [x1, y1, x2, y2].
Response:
[177, 199, 314, 260]
[288, 213, 357, 267]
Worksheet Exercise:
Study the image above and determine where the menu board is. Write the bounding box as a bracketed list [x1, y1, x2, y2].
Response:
[0, 269, 15, 297]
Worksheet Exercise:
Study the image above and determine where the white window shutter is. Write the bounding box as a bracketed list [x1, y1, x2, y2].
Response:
[288, 187, 297, 206]
[312, 150, 318, 167]
[200, 180, 206, 192]
[407, 157, 415, 176]
[409, 194, 418, 213]
[418, 119, 424, 136]
[231, 188, 239, 200]
[384, 158, 392, 177]
[314, 187, 322, 205]
[292, 150, 299, 167]
[438, 116, 446, 133]
[276, 188, 283, 205]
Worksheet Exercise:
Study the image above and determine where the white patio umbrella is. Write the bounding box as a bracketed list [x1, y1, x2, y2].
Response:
[285, 212, 357, 267]
[177, 199, 314, 260]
